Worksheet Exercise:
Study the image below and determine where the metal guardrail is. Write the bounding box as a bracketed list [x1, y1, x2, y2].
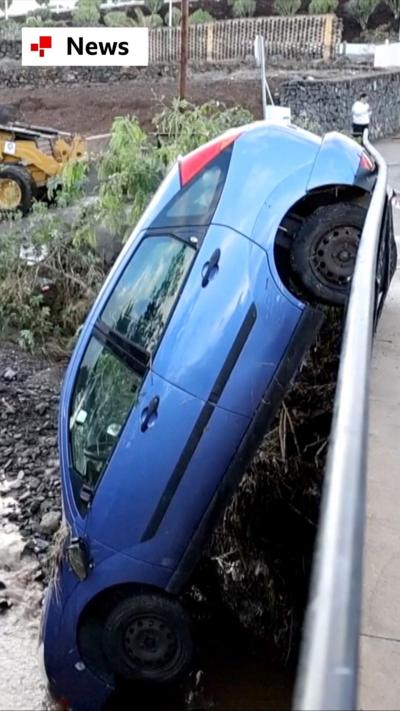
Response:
[293, 131, 388, 711]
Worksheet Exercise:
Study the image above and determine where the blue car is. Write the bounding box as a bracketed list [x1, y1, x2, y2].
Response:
[40, 121, 395, 710]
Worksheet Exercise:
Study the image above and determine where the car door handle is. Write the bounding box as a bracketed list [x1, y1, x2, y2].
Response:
[202, 248, 220, 287]
[141, 396, 159, 432]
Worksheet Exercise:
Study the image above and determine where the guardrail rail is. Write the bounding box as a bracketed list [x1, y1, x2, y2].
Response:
[293, 131, 389, 711]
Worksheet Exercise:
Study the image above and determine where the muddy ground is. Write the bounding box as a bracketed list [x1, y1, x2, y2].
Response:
[1, 61, 374, 135]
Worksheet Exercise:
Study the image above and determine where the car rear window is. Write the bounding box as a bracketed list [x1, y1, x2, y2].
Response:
[151, 146, 232, 228]
[100, 234, 194, 355]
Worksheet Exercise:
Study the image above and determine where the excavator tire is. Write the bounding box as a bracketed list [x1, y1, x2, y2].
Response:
[0, 164, 35, 215]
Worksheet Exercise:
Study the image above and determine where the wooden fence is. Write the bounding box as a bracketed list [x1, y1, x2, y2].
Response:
[150, 14, 342, 63]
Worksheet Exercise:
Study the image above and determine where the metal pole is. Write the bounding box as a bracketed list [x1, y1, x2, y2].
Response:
[293, 131, 388, 711]
[169, 0, 173, 27]
[4, 0, 8, 21]
[259, 35, 267, 120]
[179, 0, 188, 100]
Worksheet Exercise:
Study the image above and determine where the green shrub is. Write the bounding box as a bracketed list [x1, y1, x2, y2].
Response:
[0, 205, 104, 353]
[0, 101, 255, 352]
[384, 0, 400, 21]
[231, 0, 257, 17]
[360, 22, 393, 40]
[145, 0, 164, 14]
[104, 11, 134, 27]
[72, 0, 101, 26]
[188, 9, 215, 23]
[346, 0, 379, 29]
[308, 0, 338, 13]
[274, 0, 301, 14]
[166, 6, 182, 25]
[133, 7, 163, 27]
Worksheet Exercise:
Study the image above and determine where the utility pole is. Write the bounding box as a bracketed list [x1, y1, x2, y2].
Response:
[179, 0, 188, 100]
[4, 0, 8, 21]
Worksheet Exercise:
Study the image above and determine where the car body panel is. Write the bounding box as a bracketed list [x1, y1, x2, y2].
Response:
[307, 131, 363, 192]
[213, 123, 321, 239]
[152, 224, 303, 416]
[84, 371, 249, 562]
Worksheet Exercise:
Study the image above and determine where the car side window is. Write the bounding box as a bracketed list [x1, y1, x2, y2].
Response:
[101, 235, 195, 355]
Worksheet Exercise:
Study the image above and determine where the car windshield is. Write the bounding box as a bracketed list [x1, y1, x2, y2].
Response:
[70, 338, 141, 487]
[100, 235, 194, 354]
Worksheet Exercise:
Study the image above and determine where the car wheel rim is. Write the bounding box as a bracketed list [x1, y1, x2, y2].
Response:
[310, 225, 361, 289]
[0, 178, 22, 210]
[123, 615, 178, 670]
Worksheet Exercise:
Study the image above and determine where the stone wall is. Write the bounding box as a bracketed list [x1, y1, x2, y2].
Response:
[280, 70, 400, 139]
[0, 61, 178, 87]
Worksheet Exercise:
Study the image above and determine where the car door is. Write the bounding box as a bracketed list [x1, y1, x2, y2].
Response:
[66, 231, 249, 568]
[152, 224, 303, 418]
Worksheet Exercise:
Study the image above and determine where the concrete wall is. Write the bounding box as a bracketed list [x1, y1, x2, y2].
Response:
[279, 70, 400, 139]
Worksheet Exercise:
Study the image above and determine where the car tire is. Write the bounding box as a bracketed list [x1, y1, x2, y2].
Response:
[290, 203, 367, 306]
[0, 164, 35, 215]
[102, 593, 192, 684]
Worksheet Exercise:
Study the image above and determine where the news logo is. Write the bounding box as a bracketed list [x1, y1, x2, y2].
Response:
[22, 28, 149, 67]
[30, 35, 52, 58]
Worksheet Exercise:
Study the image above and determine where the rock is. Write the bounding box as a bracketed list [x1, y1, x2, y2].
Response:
[0, 598, 12, 613]
[3, 367, 16, 381]
[39, 511, 61, 536]
[33, 538, 50, 553]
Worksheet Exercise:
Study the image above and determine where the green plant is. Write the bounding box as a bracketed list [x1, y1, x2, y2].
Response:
[273, 0, 301, 14]
[308, 0, 338, 13]
[0, 205, 104, 353]
[167, 6, 182, 25]
[154, 98, 253, 160]
[133, 7, 163, 27]
[104, 11, 134, 27]
[346, 0, 379, 30]
[0, 101, 255, 352]
[360, 21, 393, 40]
[188, 9, 216, 23]
[47, 159, 89, 208]
[145, 0, 163, 14]
[383, 0, 400, 30]
[72, 0, 101, 26]
[97, 116, 163, 233]
[25, 8, 53, 26]
[230, 0, 257, 17]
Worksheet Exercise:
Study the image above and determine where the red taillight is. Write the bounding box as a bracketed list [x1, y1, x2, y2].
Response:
[359, 151, 375, 171]
[179, 131, 241, 186]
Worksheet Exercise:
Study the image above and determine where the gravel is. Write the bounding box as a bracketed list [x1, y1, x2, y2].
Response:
[0, 345, 64, 584]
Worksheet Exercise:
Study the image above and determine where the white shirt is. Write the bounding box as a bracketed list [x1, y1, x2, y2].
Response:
[352, 100, 370, 125]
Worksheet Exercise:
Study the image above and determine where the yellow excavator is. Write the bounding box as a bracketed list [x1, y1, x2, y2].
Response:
[0, 122, 86, 213]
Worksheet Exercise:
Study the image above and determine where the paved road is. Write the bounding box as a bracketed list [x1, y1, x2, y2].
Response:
[359, 136, 400, 710]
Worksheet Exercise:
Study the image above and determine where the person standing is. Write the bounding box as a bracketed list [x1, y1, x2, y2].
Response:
[352, 94, 371, 142]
